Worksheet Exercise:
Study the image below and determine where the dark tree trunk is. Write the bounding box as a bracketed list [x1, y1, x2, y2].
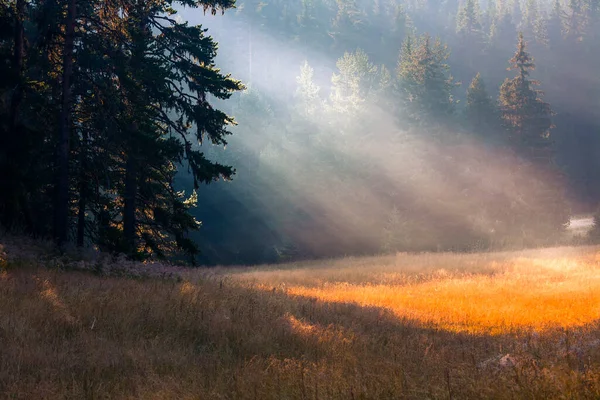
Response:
[76, 132, 88, 247]
[121, 8, 148, 257]
[54, 0, 76, 247]
[9, 0, 25, 133]
[123, 150, 137, 254]
[76, 184, 86, 247]
[1, 0, 26, 230]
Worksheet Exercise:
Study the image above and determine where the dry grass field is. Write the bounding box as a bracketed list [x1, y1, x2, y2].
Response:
[3, 242, 600, 399]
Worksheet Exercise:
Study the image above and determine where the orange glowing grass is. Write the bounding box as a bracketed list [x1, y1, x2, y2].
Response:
[281, 255, 600, 335]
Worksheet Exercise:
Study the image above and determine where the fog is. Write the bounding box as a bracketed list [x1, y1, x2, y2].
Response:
[172, 1, 597, 264]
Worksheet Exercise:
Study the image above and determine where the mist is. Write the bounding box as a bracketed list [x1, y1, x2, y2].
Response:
[173, 0, 599, 265]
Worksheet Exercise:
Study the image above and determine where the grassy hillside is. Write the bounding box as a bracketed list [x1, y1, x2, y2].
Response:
[2, 242, 600, 399]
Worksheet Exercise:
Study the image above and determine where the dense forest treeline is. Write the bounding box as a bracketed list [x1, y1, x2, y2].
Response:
[0, 0, 599, 264]
[180, 0, 600, 264]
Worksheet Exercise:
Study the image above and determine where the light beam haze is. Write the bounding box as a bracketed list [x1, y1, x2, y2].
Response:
[176, 6, 581, 261]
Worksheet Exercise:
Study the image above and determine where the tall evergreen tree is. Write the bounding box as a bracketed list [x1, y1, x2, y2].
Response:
[329, 48, 378, 116]
[546, 0, 564, 48]
[465, 73, 501, 142]
[564, 0, 585, 44]
[0, 0, 243, 260]
[522, 0, 545, 44]
[454, 0, 484, 83]
[295, 61, 322, 120]
[107, 0, 243, 258]
[396, 34, 457, 129]
[54, 0, 76, 248]
[483, 0, 499, 32]
[457, 0, 482, 36]
[330, 0, 365, 52]
[498, 32, 553, 162]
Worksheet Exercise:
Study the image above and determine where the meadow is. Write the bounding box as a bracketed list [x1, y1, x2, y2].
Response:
[2, 241, 600, 399]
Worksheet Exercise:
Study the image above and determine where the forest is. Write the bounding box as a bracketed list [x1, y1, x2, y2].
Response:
[1, 0, 599, 265]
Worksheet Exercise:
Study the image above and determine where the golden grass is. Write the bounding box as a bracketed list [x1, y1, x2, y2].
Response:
[283, 256, 600, 334]
[231, 247, 600, 334]
[3, 246, 600, 398]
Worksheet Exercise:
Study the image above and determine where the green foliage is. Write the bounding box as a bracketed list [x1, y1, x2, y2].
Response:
[396, 34, 458, 128]
[0, 0, 242, 262]
[3, 0, 597, 265]
[329, 49, 379, 115]
[457, 0, 482, 36]
[295, 61, 322, 118]
[498, 32, 553, 161]
[465, 73, 501, 141]
[331, 0, 365, 51]
[546, 0, 563, 47]
[522, 0, 547, 44]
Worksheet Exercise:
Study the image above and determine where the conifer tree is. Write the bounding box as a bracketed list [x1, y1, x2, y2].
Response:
[547, 0, 564, 48]
[396, 34, 457, 128]
[510, 0, 523, 28]
[498, 32, 553, 162]
[483, 0, 498, 32]
[295, 61, 322, 119]
[330, 0, 365, 51]
[564, 0, 585, 44]
[457, 0, 482, 37]
[455, 0, 484, 80]
[489, 9, 517, 48]
[385, 4, 412, 67]
[54, 0, 76, 248]
[583, 0, 600, 74]
[0, 0, 243, 260]
[107, 0, 243, 258]
[584, 0, 600, 41]
[523, 0, 545, 44]
[329, 49, 378, 116]
[296, 0, 330, 51]
[465, 73, 501, 141]
[0, 0, 29, 230]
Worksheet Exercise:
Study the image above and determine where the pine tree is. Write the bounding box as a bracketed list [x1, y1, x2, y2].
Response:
[523, 0, 545, 44]
[547, 0, 564, 48]
[455, 0, 485, 82]
[489, 9, 517, 48]
[498, 32, 553, 162]
[564, 0, 585, 44]
[330, 0, 365, 52]
[107, 0, 243, 259]
[0, 0, 243, 260]
[510, 0, 523, 28]
[0, 0, 62, 235]
[329, 49, 378, 116]
[54, 0, 76, 248]
[0, 0, 29, 231]
[465, 73, 501, 141]
[396, 34, 457, 128]
[296, 0, 330, 51]
[457, 0, 482, 36]
[295, 61, 322, 119]
[483, 0, 498, 32]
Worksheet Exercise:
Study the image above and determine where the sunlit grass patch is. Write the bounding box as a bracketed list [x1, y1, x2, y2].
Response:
[238, 247, 600, 334]
[285, 268, 600, 334]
